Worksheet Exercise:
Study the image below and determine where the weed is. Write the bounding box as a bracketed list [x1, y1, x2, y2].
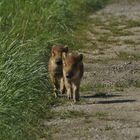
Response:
[118, 52, 131, 60]
[81, 84, 93, 92]
[118, 51, 140, 60]
[53, 110, 89, 119]
[123, 40, 136, 45]
[97, 35, 109, 42]
[126, 20, 140, 28]
[134, 80, 140, 88]
[51, 110, 108, 121]
[105, 125, 113, 131]
[115, 81, 129, 88]
[95, 112, 108, 119]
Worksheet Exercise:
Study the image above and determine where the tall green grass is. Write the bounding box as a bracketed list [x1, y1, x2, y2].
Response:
[0, 0, 107, 139]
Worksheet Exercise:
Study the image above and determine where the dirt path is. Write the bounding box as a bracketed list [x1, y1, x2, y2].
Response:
[44, 1, 140, 140]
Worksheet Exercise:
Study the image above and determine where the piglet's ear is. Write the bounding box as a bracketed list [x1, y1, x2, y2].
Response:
[62, 52, 67, 60]
[79, 54, 83, 61]
[51, 45, 55, 56]
[63, 45, 68, 53]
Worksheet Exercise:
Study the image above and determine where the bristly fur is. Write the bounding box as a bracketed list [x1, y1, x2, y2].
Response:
[48, 45, 68, 97]
[62, 52, 84, 102]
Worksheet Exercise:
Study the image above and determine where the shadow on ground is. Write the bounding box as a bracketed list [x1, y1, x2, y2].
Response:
[81, 92, 122, 99]
[96, 99, 136, 104]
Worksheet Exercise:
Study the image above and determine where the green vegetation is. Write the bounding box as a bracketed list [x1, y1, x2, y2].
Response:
[126, 20, 140, 28]
[123, 40, 136, 45]
[81, 83, 110, 92]
[134, 80, 140, 88]
[81, 83, 93, 92]
[95, 112, 108, 118]
[50, 110, 108, 120]
[118, 51, 140, 60]
[104, 125, 113, 131]
[0, 0, 107, 139]
[53, 110, 89, 119]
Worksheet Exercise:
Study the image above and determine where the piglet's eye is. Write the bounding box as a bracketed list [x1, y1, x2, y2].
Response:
[73, 63, 77, 67]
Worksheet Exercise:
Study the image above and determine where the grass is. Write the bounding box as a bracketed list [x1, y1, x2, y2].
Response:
[126, 20, 140, 28]
[123, 40, 136, 45]
[58, 110, 89, 119]
[118, 52, 131, 60]
[115, 87, 124, 92]
[112, 29, 133, 36]
[95, 112, 108, 118]
[49, 110, 108, 120]
[104, 125, 113, 131]
[81, 84, 93, 92]
[115, 81, 129, 88]
[0, 0, 108, 139]
[81, 83, 112, 93]
[47, 110, 90, 120]
[134, 80, 140, 88]
[118, 51, 140, 60]
[97, 35, 109, 42]
[47, 110, 109, 137]
[101, 20, 133, 37]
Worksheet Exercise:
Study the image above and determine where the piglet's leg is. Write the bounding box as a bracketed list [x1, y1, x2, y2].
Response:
[53, 77, 59, 97]
[73, 83, 80, 102]
[65, 80, 72, 99]
[60, 78, 66, 94]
